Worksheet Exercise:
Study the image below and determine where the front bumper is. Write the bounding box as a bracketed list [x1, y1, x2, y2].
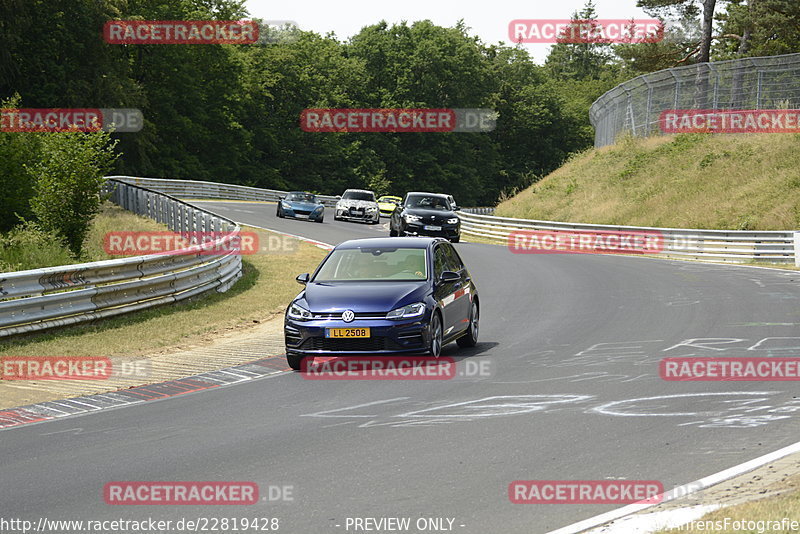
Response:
[402, 222, 460, 239]
[284, 207, 324, 221]
[336, 208, 380, 222]
[285, 315, 430, 355]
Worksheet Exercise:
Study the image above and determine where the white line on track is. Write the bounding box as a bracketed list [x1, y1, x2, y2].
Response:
[548, 439, 800, 533]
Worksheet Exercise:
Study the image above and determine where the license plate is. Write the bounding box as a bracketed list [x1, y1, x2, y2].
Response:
[326, 327, 371, 338]
[424, 225, 442, 231]
[295, 214, 309, 219]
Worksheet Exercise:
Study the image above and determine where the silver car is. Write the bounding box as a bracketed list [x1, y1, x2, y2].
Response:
[334, 189, 380, 224]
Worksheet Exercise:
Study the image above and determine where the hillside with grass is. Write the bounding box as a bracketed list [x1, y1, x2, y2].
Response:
[495, 133, 800, 231]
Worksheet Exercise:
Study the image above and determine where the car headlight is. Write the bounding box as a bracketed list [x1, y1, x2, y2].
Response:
[281, 202, 291, 208]
[314, 205, 324, 212]
[386, 302, 426, 320]
[447, 217, 459, 224]
[405, 214, 421, 222]
[287, 302, 313, 321]
[367, 206, 378, 212]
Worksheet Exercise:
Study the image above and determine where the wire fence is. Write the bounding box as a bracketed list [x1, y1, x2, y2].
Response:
[589, 53, 800, 147]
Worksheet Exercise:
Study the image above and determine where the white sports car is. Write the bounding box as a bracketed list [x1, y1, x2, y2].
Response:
[334, 189, 380, 224]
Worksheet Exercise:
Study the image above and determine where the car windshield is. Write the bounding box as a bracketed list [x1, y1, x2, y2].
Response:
[313, 247, 427, 281]
[405, 194, 450, 210]
[286, 192, 317, 202]
[378, 196, 397, 203]
[342, 191, 375, 201]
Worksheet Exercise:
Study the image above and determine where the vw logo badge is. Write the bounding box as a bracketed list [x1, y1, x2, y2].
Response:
[342, 310, 355, 323]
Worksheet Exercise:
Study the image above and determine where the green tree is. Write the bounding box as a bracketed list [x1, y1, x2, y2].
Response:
[637, 0, 721, 63]
[545, 1, 613, 81]
[0, 96, 40, 232]
[716, 0, 800, 58]
[28, 131, 118, 256]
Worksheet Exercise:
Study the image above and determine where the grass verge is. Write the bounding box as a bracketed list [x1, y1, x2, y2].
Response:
[496, 133, 800, 231]
[660, 473, 800, 533]
[0, 225, 327, 358]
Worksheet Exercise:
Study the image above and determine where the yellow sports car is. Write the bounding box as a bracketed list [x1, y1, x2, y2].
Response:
[377, 195, 402, 217]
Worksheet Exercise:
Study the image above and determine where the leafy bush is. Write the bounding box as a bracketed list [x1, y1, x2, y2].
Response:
[27, 131, 118, 256]
[0, 96, 39, 232]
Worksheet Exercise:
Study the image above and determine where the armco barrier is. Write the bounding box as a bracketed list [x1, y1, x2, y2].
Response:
[108, 178, 797, 265]
[0, 179, 242, 337]
[109, 176, 341, 206]
[458, 211, 799, 264]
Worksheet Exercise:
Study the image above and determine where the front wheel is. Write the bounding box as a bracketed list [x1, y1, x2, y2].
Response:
[276, 206, 283, 218]
[428, 312, 443, 357]
[389, 226, 398, 237]
[316, 216, 324, 223]
[456, 300, 479, 348]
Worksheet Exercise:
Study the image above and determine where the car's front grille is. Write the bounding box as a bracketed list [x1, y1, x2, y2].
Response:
[312, 312, 387, 320]
[419, 215, 454, 225]
[301, 337, 387, 351]
[294, 208, 312, 215]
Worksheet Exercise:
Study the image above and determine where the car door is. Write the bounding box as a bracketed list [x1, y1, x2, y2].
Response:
[432, 243, 460, 337]
[442, 242, 471, 332]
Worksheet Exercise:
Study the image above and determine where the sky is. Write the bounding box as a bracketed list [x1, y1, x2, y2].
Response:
[245, 0, 654, 63]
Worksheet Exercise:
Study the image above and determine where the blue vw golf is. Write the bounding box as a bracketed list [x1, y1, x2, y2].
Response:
[284, 237, 479, 370]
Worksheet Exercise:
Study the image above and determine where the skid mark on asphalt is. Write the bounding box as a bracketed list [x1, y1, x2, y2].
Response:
[300, 392, 800, 429]
[0, 355, 290, 432]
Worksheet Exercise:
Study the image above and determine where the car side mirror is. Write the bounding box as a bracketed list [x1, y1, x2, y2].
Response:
[439, 271, 461, 283]
[453, 206, 460, 211]
[296, 273, 310, 285]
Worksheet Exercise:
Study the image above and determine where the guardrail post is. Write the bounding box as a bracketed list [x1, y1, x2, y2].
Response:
[795, 232, 800, 267]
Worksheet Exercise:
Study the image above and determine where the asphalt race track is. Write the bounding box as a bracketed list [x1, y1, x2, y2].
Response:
[2, 200, 800, 533]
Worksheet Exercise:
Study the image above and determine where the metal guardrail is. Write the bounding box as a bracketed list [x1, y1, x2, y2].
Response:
[107, 177, 798, 265]
[458, 211, 800, 265]
[109, 176, 341, 207]
[461, 207, 495, 215]
[0, 179, 243, 337]
[590, 53, 800, 147]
